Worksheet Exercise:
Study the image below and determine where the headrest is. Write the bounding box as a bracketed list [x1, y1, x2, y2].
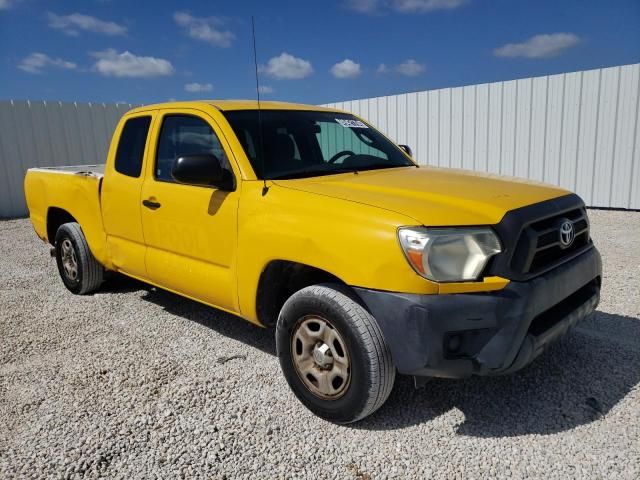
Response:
[274, 133, 295, 160]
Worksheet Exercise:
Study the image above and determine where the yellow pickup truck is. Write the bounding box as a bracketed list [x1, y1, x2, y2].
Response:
[24, 100, 601, 423]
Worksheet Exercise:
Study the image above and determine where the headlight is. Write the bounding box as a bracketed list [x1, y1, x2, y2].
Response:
[398, 227, 501, 282]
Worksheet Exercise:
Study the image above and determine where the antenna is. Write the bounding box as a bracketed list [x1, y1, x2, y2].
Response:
[251, 16, 268, 196]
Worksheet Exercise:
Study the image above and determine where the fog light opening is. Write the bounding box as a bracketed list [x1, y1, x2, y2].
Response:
[447, 334, 462, 353]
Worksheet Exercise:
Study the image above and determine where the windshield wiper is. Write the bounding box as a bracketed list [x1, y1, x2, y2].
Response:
[269, 166, 359, 180]
[355, 163, 410, 172]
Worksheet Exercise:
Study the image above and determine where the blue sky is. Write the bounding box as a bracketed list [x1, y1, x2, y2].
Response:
[1, 0, 639, 105]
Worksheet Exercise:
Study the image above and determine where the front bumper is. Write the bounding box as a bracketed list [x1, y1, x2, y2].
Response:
[354, 246, 602, 379]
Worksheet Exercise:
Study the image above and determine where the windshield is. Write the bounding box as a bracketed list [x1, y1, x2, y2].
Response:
[223, 110, 414, 179]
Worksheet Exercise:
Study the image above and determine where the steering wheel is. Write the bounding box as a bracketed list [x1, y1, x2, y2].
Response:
[328, 150, 356, 164]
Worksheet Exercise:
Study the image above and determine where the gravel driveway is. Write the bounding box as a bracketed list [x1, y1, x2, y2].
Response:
[1, 210, 639, 479]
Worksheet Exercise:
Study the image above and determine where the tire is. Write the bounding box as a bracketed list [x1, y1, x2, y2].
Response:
[276, 284, 395, 423]
[54, 222, 104, 295]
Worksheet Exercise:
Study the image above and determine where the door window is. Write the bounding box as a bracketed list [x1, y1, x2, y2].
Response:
[114, 116, 151, 178]
[155, 115, 227, 183]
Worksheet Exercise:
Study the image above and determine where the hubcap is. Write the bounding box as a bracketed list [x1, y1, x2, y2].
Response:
[291, 316, 350, 399]
[60, 239, 78, 281]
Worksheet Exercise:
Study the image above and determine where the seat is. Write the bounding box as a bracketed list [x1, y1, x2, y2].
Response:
[266, 133, 299, 175]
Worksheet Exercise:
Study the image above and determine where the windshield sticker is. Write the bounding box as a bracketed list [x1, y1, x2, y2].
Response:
[336, 119, 368, 128]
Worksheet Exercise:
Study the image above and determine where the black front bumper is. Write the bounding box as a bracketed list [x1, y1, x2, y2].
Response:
[354, 247, 602, 379]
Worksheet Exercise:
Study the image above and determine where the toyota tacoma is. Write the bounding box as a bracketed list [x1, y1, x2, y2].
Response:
[24, 100, 601, 423]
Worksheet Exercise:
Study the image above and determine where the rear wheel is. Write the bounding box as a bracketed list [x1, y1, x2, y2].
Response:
[54, 222, 104, 294]
[276, 284, 395, 423]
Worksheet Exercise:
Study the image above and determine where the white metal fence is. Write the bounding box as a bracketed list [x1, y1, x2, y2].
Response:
[0, 100, 136, 218]
[1, 64, 638, 218]
[325, 63, 640, 210]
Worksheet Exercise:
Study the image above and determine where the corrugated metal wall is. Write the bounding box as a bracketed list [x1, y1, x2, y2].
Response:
[325, 63, 640, 210]
[0, 100, 135, 218]
[1, 65, 638, 218]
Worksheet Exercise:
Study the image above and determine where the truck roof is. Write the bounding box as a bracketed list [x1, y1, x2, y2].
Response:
[127, 100, 343, 114]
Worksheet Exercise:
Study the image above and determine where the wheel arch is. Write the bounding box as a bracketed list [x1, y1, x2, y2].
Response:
[46, 207, 78, 245]
[255, 260, 347, 327]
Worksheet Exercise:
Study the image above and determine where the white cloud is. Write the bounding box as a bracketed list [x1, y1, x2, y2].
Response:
[376, 63, 389, 74]
[346, 0, 466, 14]
[390, 0, 467, 13]
[258, 85, 274, 94]
[395, 59, 425, 76]
[494, 33, 581, 59]
[344, 0, 379, 14]
[174, 12, 234, 48]
[91, 50, 174, 78]
[377, 60, 425, 76]
[185, 82, 213, 93]
[48, 12, 127, 36]
[330, 59, 362, 79]
[0, 0, 12, 11]
[260, 53, 313, 80]
[18, 53, 77, 74]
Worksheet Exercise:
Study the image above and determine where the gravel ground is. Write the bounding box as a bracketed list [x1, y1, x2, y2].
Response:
[1, 210, 639, 479]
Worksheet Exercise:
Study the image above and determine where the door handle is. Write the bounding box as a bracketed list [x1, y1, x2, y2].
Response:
[142, 199, 161, 210]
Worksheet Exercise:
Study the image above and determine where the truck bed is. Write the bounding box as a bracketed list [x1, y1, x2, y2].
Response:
[24, 164, 107, 251]
[30, 164, 105, 177]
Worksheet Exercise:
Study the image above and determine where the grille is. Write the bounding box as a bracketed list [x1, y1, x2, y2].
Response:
[486, 194, 593, 281]
[511, 207, 591, 275]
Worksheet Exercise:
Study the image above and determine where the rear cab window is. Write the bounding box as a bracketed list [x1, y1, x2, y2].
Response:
[114, 116, 151, 178]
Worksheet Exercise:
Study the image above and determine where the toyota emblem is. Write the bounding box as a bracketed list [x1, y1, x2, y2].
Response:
[559, 221, 575, 247]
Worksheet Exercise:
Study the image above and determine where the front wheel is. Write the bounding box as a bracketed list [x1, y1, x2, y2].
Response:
[54, 222, 104, 295]
[276, 284, 395, 423]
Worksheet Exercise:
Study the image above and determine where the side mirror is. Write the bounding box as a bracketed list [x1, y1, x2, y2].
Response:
[172, 154, 233, 190]
[399, 144, 413, 157]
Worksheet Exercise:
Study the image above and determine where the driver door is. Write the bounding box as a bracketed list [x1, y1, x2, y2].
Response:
[140, 109, 240, 313]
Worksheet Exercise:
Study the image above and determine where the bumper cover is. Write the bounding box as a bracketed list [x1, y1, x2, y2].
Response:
[354, 247, 602, 378]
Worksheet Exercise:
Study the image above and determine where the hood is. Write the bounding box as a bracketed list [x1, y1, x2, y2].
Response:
[275, 166, 570, 226]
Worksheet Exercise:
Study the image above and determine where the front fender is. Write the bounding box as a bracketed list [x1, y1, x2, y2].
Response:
[235, 182, 438, 323]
